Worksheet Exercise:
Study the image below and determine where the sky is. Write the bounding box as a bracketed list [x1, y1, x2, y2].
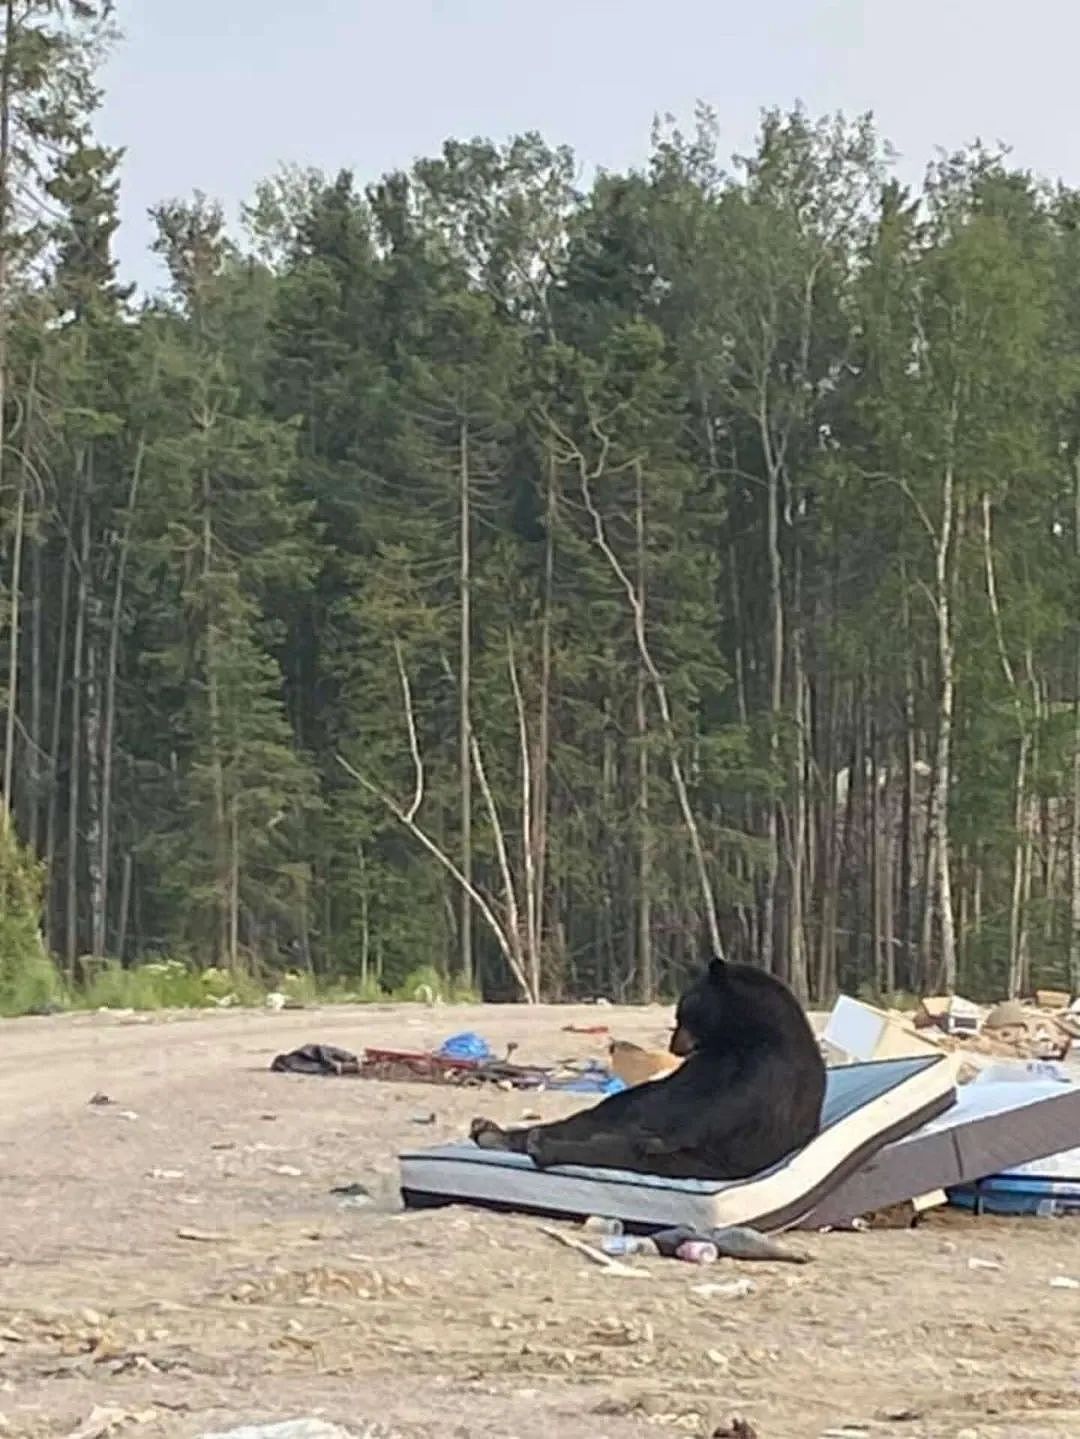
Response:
[99, 0, 1080, 291]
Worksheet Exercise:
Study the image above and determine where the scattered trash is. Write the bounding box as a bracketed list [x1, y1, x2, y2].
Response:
[437, 1031, 494, 1062]
[176, 1227, 233, 1243]
[270, 1164, 303, 1177]
[264, 991, 287, 1011]
[675, 1239, 718, 1264]
[147, 1168, 183, 1181]
[88, 1092, 112, 1106]
[521, 1109, 542, 1121]
[600, 1235, 659, 1257]
[875, 1409, 922, 1424]
[692, 1277, 755, 1299]
[271, 1044, 360, 1076]
[917, 994, 981, 1037]
[410, 1112, 436, 1125]
[710, 1225, 812, 1263]
[537, 1223, 648, 1277]
[330, 1182, 371, 1198]
[967, 1256, 1002, 1271]
[608, 1039, 683, 1087]
[582, 1215, 623, 1236]
[562, 1024, 610, 1035]
[117, 1110, 139, 1122]
[1049, 1275, 1079, 1289]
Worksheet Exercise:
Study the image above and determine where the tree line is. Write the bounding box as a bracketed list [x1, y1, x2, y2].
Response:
[3, 4, 1080, 1007]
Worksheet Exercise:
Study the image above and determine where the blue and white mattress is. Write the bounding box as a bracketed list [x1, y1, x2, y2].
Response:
[399, 1054, 956, 1233]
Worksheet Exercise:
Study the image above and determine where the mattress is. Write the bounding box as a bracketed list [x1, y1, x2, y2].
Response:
[399, 1053, 956, 1233]
[803, 1073, 1080, 1227]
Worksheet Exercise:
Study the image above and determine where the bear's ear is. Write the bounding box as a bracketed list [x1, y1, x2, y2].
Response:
[707, 955, 727, 986]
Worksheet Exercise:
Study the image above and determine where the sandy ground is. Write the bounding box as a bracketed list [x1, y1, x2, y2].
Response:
[0, 1002, 1077, 1439]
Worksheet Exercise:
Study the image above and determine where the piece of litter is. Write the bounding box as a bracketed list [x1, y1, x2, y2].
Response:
[88, 1092, 112, 1106]
[582, 1215, 623, 1236]
[711, 1224, 811, 1264]
[539, 1223, 644, 1273]
[521, 1110, 542, 1121]
[329, 1182, 371, 1198]
[270, 1164, 303, 1177]
[147, 1168, 183, 1181]
[199, 1423, 362, 1439]
[410, 1113, 436, 1125]
[1049, 1275, 1079, 1289]
[176, 1227, 232, 1243]
[967, 1256, 1002, 1271]
[692, 1278, 755, 1299]
[117, 1110, 139, 1121]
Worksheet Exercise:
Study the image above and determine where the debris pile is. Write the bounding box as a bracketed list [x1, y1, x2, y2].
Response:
[824, 989, 1078, 1070]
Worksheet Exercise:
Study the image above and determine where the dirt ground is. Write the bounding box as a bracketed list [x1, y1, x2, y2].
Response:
[0, 1002, 1077, 1439]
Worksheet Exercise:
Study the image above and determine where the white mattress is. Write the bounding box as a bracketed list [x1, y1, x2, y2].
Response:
[399, 1054, 956, 1233]
[805, 1070, 1080, 1226]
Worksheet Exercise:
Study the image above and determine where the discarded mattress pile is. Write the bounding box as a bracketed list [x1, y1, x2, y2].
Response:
[398, 998, 1080, 1232]
[270, 1033, 627, 1095]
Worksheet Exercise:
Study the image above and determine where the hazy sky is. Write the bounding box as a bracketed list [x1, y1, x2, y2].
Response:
[100, 0, 1080, 289]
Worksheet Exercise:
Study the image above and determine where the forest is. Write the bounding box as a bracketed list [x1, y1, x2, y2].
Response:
[3, 3, 1080, 1011]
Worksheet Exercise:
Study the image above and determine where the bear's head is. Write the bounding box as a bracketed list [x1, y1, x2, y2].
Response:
[670, 956, 729, 1055]
[669, 954, 794, 1056]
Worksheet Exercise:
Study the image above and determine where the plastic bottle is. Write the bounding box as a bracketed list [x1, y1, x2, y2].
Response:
[600, 1235, 660, 1257]
[675, 1239, 719, 1265]
[582, 1215, 623, 1236]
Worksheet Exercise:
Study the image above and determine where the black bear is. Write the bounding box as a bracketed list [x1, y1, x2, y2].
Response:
[470, 956, 826, 1179]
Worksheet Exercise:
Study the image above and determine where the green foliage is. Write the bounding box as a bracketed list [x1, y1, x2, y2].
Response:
[0, 825, 61, 1015]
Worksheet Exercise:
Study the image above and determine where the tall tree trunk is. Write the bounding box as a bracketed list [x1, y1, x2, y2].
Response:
[44, 488, 76, 948]
[530, 452, 556, 987]
[85, 456, 104, 959]
[899, 573, 916, 991]
[201, 455, 229, 968]
[926, 434, 959, 991]
[634, 457, 652, 1000]
[787, 611, 809, 1000]
[116, 849, 133, 963]
[67, 483, 89, 976]
[28, 513, 42, 851]
[763, 454, 783, 975]
[1, 363, 30, 825]
[228, 793, 240, 968]
[457, 419, 473, 986]
[98, 435, 145, 957]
